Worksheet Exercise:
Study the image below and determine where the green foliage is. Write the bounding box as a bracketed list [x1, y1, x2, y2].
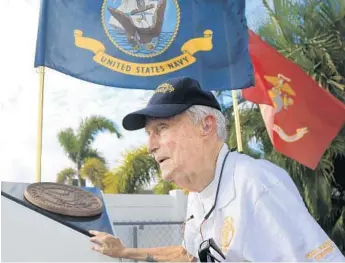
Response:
[108, 146, 160, 194]
[56, 168, 76, 185]
[58, 128, 79, 163]
[103, 171, 122, 194]
[56, 115, 121, 187]
[105, 145, 182, 195]
[227, 104, 266, 159]
[152, 177, 179, 195]
[77, 116, 122, 153]
[80, 158, 107, 189]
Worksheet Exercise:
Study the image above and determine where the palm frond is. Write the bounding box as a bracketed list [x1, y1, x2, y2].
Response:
[103, 171, 122, 194]
[57, 128, 78, 163]
[330, 207, 345, 252]
[80, 157, 107, 189]
[56, 168, 77, 184]
[113, 146, 159, 193]
[78, 115, 122, 154]
[83, 148, 106, 164]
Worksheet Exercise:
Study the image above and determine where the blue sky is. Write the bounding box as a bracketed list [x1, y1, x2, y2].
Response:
[0, 0, 268, 184]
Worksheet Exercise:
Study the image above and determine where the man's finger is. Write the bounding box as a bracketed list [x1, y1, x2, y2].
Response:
[89, 230, 101, 236]
[92, 245, 102, 252]
[90, 236, 103, 245]
[90, 236, 98, 242]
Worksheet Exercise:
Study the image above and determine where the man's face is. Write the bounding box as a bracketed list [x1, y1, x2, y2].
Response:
[145, 113, 203, 189]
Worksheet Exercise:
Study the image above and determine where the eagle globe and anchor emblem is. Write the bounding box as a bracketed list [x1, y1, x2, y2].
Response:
[74, 0, 214, 76]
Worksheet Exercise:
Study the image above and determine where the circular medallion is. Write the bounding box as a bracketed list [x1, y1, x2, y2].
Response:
[24, 182, 103, 217]
[102, 0, 180, 58]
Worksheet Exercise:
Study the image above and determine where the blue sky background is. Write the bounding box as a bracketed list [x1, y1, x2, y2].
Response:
[0, 0, 269, 185]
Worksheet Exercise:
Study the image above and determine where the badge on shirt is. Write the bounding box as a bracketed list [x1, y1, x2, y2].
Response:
[221, 216, 235, 253]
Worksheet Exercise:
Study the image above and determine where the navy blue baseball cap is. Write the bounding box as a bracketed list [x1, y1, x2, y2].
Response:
[122, 76, 221, 131]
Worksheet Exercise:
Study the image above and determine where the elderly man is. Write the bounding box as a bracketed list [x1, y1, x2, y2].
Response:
[90, 77, 345, 262]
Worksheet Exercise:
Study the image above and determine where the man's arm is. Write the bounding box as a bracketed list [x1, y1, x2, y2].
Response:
[121, 245, 196, 262]
[89, 230, 196, 262]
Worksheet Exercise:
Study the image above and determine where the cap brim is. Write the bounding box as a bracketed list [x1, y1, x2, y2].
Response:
[122, 104, 191, 131]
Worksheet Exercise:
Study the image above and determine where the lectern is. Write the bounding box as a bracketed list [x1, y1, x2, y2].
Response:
[1, 181, 116, 262]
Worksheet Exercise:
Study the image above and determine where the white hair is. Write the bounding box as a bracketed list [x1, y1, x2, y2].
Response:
[185, 105, 227, 141]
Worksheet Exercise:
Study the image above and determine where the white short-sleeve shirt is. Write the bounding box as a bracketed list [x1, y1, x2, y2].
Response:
[183, 144, 345, 262]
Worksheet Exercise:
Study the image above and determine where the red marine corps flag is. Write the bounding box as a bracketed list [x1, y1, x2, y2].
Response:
[243, 30, 345, 170]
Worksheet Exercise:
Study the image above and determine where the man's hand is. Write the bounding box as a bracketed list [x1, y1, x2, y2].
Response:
[89, 230, 196, 262]
[89, 230, 126, 258]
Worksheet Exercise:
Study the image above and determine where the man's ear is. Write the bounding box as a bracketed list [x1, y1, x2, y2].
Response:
[201, 115, 216, 136]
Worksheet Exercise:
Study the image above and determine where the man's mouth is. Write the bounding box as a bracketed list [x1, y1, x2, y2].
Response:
[157, 157, 169, 164]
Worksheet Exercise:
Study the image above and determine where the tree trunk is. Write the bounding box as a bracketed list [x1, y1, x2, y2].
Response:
[78, 176, 86, 187]
[77, 162, 86, 187]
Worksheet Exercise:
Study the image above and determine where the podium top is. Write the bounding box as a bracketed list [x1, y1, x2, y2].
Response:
[1, 181, 114, 236]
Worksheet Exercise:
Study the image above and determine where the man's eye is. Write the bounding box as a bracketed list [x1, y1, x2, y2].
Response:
[157, 124, 167, 133]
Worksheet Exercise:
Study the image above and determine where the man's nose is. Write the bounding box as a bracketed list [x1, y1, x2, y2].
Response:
[147, 134, 159, 154]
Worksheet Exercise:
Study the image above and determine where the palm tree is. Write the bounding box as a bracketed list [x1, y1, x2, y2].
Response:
[80, 157, 107, 189]
[102, 144, 182, 194]
[231, 0, 345, 252]
[106, 146, 160, 194]
[56, 115, 122, 186]
[103, 170, 122, 194]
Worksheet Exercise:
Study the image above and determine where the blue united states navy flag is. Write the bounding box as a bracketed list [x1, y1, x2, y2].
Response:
[34, 0, 254, 91]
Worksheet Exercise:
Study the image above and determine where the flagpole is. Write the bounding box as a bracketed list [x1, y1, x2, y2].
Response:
[36, 66, 45, 182]
[232, 90, 243, 152]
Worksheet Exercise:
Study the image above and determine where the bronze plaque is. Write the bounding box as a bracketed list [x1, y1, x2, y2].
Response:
[24, 182, 103, 217]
